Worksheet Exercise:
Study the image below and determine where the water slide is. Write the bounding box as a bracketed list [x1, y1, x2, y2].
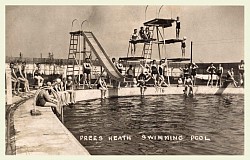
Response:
[82, 31, 124, 81]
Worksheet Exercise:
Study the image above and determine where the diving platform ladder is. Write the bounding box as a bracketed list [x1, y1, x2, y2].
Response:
[66, 31, 82, 86]
[142, 26, 155, 61]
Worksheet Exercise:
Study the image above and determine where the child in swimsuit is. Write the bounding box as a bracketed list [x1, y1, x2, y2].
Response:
[151, 60, 158, 87]
[238, 60, 244, 87]
[176, 16, 180, 39]
[83, 58, 92, 89]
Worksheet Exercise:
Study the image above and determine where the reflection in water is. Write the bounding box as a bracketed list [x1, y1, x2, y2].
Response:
[64, 95, 244, 155]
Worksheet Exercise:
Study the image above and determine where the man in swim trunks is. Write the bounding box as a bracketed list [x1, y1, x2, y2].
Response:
[36, 88, 58, 108]
[206, 63, 216, 87]
[216, 64, 224, 88]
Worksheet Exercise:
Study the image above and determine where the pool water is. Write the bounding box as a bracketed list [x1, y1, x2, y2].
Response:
[63, 95, 244, 155]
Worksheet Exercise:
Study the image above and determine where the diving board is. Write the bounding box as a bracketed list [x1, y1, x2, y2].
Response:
[129, 38, 156, 44]
[119, 56, 145, 61]
[167, 58, 191, 62]
[157, 38, 183, 44]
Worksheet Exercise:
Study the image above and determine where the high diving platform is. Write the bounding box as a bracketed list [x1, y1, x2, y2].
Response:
[144, 18, 176, 28]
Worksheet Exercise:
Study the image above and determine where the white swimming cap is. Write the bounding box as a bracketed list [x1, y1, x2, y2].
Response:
[56, 78, 61, 83]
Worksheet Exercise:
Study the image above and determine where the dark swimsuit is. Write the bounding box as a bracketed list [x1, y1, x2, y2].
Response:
[83, 63, 91, 74]
[36, 92, 46, 106]
[151, 65, 158, 75]
[217, 68, 223, 76]
[208, 66, 216, 75]
[159, 66, 163, 76]
[190, 67, 197, 76]
[183, 68, 189, 78]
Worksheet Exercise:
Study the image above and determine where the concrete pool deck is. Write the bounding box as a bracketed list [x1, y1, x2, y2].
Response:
[13, 98, 89, 155]
[11, 85, 243, 155]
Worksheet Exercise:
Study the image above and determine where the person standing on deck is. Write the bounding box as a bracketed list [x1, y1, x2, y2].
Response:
[130, 29, 139, 56]
[238, 60, 244, 87]
[181, 37, 186, 57]
[158, 60, 168, 87]
[190, 63, 199, 87]
[206, 63, 216, 87]
[83, 58, 92, 89]
[116, 59, 124, 88]
[150, 60, 158, 87]
[216, 64, 224, 88]
[180, 64, 189, 85]
[176, 16, 181, 39]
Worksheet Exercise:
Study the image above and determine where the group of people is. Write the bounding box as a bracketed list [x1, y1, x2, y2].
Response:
[130, 26, 152, 56]
[36, 76, 76, 110]
[10, 61, 30, 94]
[176, 60, 244, 96]
[206, 61, 244, 88]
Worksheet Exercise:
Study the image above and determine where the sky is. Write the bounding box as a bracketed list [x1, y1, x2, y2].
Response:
[5, 5, 244, 63]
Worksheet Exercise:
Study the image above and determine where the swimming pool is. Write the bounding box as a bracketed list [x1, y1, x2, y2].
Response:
[63, 95, 244, 155]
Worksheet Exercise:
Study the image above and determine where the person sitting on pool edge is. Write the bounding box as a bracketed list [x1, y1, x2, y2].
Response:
[183, 75, 193, 96]
[36, 82, 59, 114]
[65, 76, 76, 104]
[97, 75, 108, 99]
[137, 69, 151, 96]
[53, 78, 69, 106]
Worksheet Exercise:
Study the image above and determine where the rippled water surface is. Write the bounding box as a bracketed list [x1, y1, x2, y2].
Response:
[64, 95, 244, 155]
